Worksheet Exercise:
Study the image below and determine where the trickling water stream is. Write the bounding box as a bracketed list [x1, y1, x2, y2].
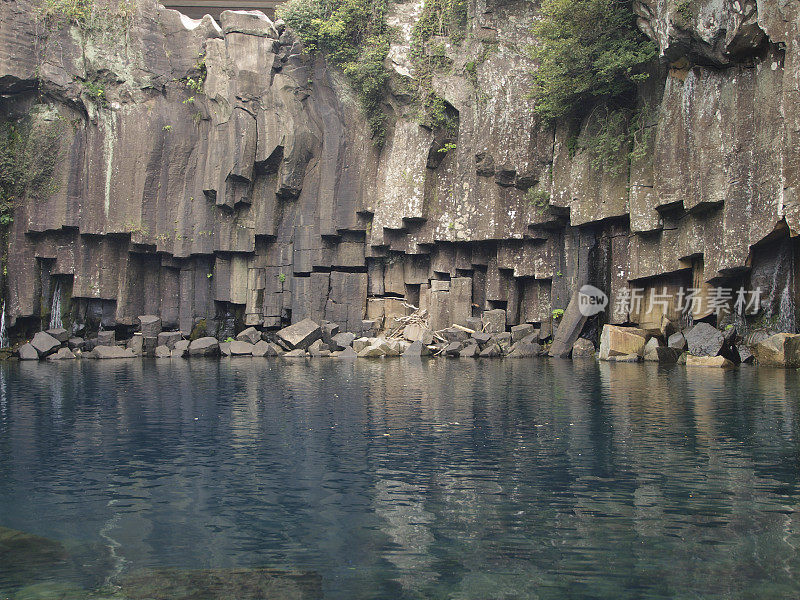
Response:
[0, 301, 7, 348]
[49, 280, 63, 331]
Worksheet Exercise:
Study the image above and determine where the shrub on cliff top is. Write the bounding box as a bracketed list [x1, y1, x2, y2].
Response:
[529, 0, 657, 121]
[279, 0, 390, 144]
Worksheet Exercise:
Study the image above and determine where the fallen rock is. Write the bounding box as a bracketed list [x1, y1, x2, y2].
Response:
[236, 327, 262, 345]
[444, 341, 463, 356]
[402, 340, 428, 357]
[157, 331, 183, 349]
[154, 345, 172, 358]
[685, 323, 725, 357]
[571, 338, 595, 357]
[321, 322, 340, 344]
[283, 349, 308, 358]
[752, 333, 800, 368]
[358, 345, 385, 358]
[440, 327, 470, 343]
[609, 353, 641, 363]
[737, 345, 754, 364]
[479, 343, 502, 358]
[644, 346, 684, 363]
[459, 344, 480, 357]
[45, 328, 69, 343]
[68, 337, 85, 350]
[31, 331, 61, 356]
[481, 309, 506, 333]
[330, 332, 356, 350]
[128, 334, 144, 356]
[229, 341, 254, 356]
[188, 337, 220, 357]
[19, 343, 39, 360]
[353, 337, 372, 353]
[252, 340, 278, 357]
[511, 323, 535, 343]
[668, 332, 687, 350]
[97, 330, 116, 347]
[89, 346, 137, 359]
[598, 325, 647, 361]
[137, 315, 162, 337]
[220, 342, 232, 356]
[549, 290, 589, 358]
[173, 340, 189, 355]
[47, 347, 75, 360]
[686, 355, 735, 368]
[403, 324, 434, 345]
[471, 331, 493, 346]
[508, 341, 541, 358]
[277, 319, 322, 350]
[335, 346, 358, 359]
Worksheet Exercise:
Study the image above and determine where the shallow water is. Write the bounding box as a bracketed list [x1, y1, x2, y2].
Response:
[1, 357, 800, 599]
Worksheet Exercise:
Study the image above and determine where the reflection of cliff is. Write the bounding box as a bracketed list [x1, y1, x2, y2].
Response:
[1, 0, 798, 339]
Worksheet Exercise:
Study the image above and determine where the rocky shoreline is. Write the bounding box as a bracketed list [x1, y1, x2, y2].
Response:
[9, 313, 800, 369]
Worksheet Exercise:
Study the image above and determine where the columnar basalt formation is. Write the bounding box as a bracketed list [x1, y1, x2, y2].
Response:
[0, 0, 798, 343]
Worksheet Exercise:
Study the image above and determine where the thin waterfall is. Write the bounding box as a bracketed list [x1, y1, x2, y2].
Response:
[0, 301, 7, 348]
[49, 280, 63, 330]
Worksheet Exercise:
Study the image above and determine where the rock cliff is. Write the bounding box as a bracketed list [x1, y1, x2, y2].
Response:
[0, 0, 798, 341]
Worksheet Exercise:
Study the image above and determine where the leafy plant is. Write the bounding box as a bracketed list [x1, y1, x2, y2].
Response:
[162, 125, 172, 131]
[279, 0, 390, 144]
[529, 0, 657, 121]
[552, 308, 565, 319]
[224, 336, 235, 343]
[438, 142, 457, 154]
[80, 79, 107, 105]
[278, 272, 287, 283]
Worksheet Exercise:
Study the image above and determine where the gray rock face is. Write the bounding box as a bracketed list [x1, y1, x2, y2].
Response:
[685, 323, 725, 357]
[31, 332, 61, 356]
[336, 346, 358, 359]
[511, 324, 535, 343]
[236, 327, 261, 344]
[752, 333, 800, 368]
[97, 331, 116, 347]
[154, 345, 172, 358]
[277, 319, 322, 350]
[644, 346, 683, 363]
[188, 337, 220, 356]
[18, 343, 39, 360]
[571, 338, 595, 357]
[45, 328, 69, 343]
[47, 347, 75, 360]
[668, 333, 687, 350]
[252, 340, 277, 356]
[330, 332, 356, 350]
[89, 346, 137, 359]
[549, 291, 589, 358]
[157, 332, 183, 349]
[229, 341, 254, 355]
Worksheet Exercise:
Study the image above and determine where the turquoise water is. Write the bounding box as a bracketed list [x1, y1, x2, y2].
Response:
[1, 358, 800, 599]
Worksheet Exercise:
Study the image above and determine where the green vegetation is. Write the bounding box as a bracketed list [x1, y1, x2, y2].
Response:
[36, 0, 135, 33]
[0, 113, 66, 227]
[552, 308, 564, 319]
[279, 0, 391, 144]
[676, 0, 693, 24]
[278, 272, 287, 283]
[412, 0, 467, 46]
[529, 0, 657, 122]
[438, 142, 457, 154]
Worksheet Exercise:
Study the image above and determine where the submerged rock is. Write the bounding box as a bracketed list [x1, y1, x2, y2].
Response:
[686, 355, 736, 368]
[89, 346, 137, 359]
[571, 338, 595, 358]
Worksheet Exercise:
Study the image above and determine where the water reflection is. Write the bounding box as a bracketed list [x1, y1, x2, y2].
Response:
[1, 358, 800, 599]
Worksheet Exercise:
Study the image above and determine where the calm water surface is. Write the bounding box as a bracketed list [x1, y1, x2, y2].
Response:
[1, 358, 800, 599]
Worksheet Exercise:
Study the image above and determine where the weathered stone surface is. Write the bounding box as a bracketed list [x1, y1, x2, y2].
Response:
[668, 333, 687, 350]
[571, 338, 595, 358]
[599, 325, 647, 361]
[609, 354, 641, 363]
[444, 341, 463, 356]
[737, 345, 754, 364]
[47, 348, 75, 360]
[353, 338, 372, 353]
[440, 327, 469, 343]
[30, 332, 61, 356]
[685, 323, 725, 357]
[277, 319, 322, 350]
[471, 331, 493, 346]
[252, 340, 277, 357]
[45, 328, 69, 343]
[686, 355, 736, 369]
[188, 337, 220, 357]
[154, 345, 172, 358]
[403, 324, 434, 345]
[511, 323, 535, 343]
[479, 343, 503, 358]
[89, 346, 137, 359]
[402, 340, 427, 357]
[549, 291, 589, 358]
[97, 331, 116, 347]
[283, 349, 308, 358]
[752, 334, 800, 368]
[229, 341, 254, 355]
[68, 337, 85, 350]
[138, 315, 162, 337]
[644, 346, 683, 363]
[128, 334, 144, 356]
[482, 310, 506, 334]
[157, 331, 183, 350]
[18, 343, 39, 360]
[358, 345, 385, 358]
[459, 343, 480, 358]
[330, 332, 356, 350]
[335, 346, 358, 359]
[508, 342, 541, 358]
[236, 327, 261, 344]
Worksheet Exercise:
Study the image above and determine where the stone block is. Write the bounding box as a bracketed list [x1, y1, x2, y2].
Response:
[229, 341, 254, 355]
[511, 323, 535, 343]
[481, 309, 506, 333]
[47, 347, 76, 360]
[277, 318, 322, 350]
[686, 355, 736, 368]
[45, 328, 69, 343]
[599, 325, 647, 361]
[571, 338, 595, 357]
[31, 331, 61, 356]
[753, 333, 800, 368]
[188, 337, 220, 356]
[154, 345, 172, 358]
[19, 343, 39, 360]
[89, 346, 137, 359]
[138, 315, 162, 337]
[331, 332, 356, 350]
[685, 323, 725, 357]
[236, 327, 261, 344]
[97, 330, 116, 347]
[157, 331, 183, 350]
[403, 324, 434, 345]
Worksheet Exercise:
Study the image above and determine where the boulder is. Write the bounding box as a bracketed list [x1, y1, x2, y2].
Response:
[481, 309, 506, 333]
[508, 342, 541, 358]
[188, 337, 220, 357]
[154, 345, 172, 359]
[18, 343, 39, 360]
[68, 337, 85, 350]
[128, 334, 144, 356]
[479, 343, 502, 358]
[277, 319, 322, 350]
[402, 340, 428, 357]
[219, 9, 280, 38]
[471, 331, 493, 346]
[491, 332, 513, 352]
[644, 346, 683, 363]
[31, 331, 61, 356]
[737, 345, 754, 364]
[686, 355, 736, 368]
[157, 331, 183, 349]
[440, 327, 470, 343]
[336, 346, 358, 359]
[89, 346, 137, 359]
[599, 325, 647, 361]
[444, 341, 463, 356]
[283, 349, 308, 358]
[403, 324, 434, 345]
[97, 330, 116, 347]
[229, 341, 254, 356]
[252, 340, 278, 357]
[360, 320, 379, 338]
[321, 322, 340, 344]
[137, 315, 162, 337]
[511, 323, 536, 343]
[459, 344, 480, 358]
[358, 345, 385, 358]
[752, 333, 800, 368]
[236, 327, 261, 345]
[609, 354, 641, 363]
[46, 347, 75, 360]
[549, 290, 589, 358]
[685, 323, 725, 357]
[330, 332, 356, 350]
[45, 328, 69, 343]
[667, 332, 687, 350]
[219, 342, 232, 356]
[571, 338, 595, 357]
[353, 337, 372, 353]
